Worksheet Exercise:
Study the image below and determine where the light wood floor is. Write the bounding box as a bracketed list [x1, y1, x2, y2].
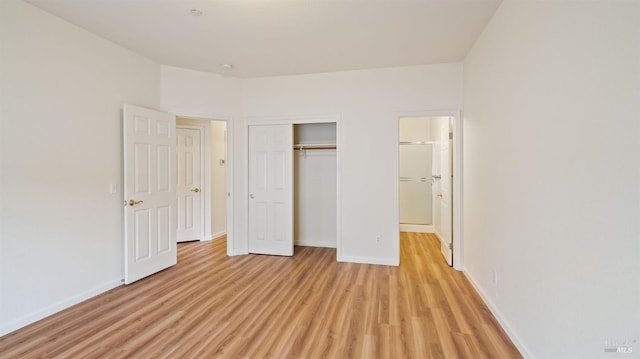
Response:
[0, 233, 522, 358]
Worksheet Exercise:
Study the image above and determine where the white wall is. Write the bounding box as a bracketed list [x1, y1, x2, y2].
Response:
[210, 120, 227, 238]
[0, 0, 160, 335]
[159, 66, 244, 252]
[243, 64, 463, 264]
[463, 1, 640, 358]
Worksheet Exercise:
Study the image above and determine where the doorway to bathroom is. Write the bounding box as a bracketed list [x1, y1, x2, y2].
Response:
[398, 114, 459, 267]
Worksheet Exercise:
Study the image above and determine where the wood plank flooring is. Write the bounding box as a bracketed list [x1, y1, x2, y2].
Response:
[0, 233, 522, 358]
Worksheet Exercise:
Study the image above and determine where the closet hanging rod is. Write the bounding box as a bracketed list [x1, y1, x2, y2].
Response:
[399, 141, 436, 145]
[399, 177, 433, 183]
[294, 143, 336, 150]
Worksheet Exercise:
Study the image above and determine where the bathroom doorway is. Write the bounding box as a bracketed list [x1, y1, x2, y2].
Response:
[398, 115, 457, 266]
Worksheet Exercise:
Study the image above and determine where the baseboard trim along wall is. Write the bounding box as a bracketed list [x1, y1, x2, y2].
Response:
[463, 268, 535, 359]
[211, 231, 226, 240]
[295, 240, 337, 248]
[338, 255, 399, 266]
[399, 224, 435, 233]
[0, 279, 122, 337]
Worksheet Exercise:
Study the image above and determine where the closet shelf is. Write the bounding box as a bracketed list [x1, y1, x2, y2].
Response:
[294, 143, 336, 150]
[399, 141, 436, 145]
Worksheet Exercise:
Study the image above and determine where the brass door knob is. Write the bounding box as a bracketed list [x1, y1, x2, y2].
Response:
[437, 193, 443, 198]
[191, 188, 200, 193]
[128, 199, 143, 206]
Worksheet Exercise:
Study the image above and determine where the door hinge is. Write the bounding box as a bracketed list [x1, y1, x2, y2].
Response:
[449, 132, 453, 140]
[449, 243, 453, 250]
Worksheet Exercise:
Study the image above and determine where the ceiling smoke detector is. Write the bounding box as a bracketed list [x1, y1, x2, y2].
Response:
[190, 9, 203, 16]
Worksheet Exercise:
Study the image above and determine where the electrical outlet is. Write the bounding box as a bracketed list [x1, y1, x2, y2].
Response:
[492, 270, 498, 286]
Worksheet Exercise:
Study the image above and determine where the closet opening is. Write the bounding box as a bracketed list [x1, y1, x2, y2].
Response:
[247, 119, 339, 258]
[293, 123, 337, 249]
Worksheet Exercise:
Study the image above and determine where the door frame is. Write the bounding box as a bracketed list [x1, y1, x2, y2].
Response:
[245, 114, 342, 260]
[176, 125, 205, 242]
[170, 111, 234, 255]
[395, 110, 463, 270]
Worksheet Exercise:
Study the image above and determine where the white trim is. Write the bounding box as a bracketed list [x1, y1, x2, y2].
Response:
[245, 114, 342, 261]
[168, 110, 234, 256]
[0, 279, 122, 336]
[451, 111, 463, 270]
[295, 240, 337, 248]
[211, 230, 226, 240]
[395, 109, 463, 270]
[245, 114, 339, 125]
[399, 224, 435, 233]
[463, 268, 534, 359]
[335, 118, 342, 262]
[339, 255, 399, 266]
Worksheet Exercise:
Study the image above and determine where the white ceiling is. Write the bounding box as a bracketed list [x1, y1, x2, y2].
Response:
[26, 0, 502, 78]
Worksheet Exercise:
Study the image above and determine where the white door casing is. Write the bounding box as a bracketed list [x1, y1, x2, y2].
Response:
[123, 104, 177, 284]
[176, 128, 202, 242]
[438, 121, 453, 266]
[248, 124, 293, 256]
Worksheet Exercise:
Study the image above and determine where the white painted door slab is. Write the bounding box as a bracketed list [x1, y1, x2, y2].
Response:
[438, 122, 453, 266]
[176, 128, 202, 242]
[248, 124, 293, 256]
[123, 104, 177, 284]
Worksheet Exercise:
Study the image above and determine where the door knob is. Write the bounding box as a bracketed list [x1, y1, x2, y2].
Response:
[191, 188, 200, 193]
[250, 194, 255, 199]
[433, 175, 442, 179]
[437, 193, 443, 198]
[128, 199, 143, 206]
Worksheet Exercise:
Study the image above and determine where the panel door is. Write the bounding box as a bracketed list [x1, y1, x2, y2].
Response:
[176, 128, 202, 242]
[123, 104, 177, 284]
[248, 124, 293, 256]
[438, 122, 453, 266]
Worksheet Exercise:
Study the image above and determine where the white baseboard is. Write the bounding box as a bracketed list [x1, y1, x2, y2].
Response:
[295, 240, 337, 248]
[462, 268, 534, 359]
[211, 231, 226, 240]
[0, 279, 122, 337]
[227, 250, 246, 256]
[338, 255, 399, 266]
[400, 224, 435, 233]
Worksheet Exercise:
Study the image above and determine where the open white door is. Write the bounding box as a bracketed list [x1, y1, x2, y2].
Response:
[438, 121, 453, 266]
[123, 104, 177, 284]
[248, 124, 293, 256]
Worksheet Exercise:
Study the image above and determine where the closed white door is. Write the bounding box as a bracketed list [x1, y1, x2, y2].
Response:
[123, 104, 177, 284]
[176, 128, 202, 242]
[438, 123, 453, 266]
[248, 124, 293, 256]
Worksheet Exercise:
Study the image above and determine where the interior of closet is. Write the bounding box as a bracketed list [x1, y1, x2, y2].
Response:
[293, 123, 337, 248]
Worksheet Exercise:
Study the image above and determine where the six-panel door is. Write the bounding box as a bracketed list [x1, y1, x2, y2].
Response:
[248, 124, 293, 256]
[123, 104, 177, 284]
[176, 128, 202, 242]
